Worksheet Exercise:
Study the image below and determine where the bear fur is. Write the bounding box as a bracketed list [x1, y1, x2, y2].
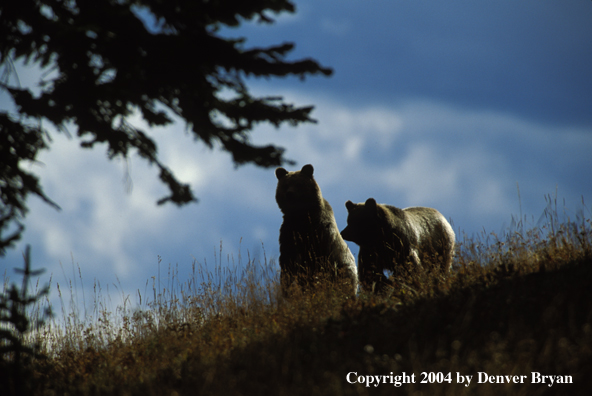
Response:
[341, 198, 455, 293]
[275, 164, 358, 296]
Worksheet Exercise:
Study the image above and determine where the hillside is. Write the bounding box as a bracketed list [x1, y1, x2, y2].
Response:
[3, 216, 592, 395]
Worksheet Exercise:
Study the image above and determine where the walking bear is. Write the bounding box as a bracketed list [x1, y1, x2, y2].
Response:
[275, 164, 358, 296]
[341, 198, 455, 293]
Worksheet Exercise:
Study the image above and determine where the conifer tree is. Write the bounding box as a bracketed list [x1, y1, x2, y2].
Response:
[0, 0, 332, 253]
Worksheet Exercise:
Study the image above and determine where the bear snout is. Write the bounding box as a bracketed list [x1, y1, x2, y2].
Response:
[340, 226, 353, 241]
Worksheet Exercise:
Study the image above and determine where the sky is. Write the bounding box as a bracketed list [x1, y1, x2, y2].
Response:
[2, 0, 592, 314]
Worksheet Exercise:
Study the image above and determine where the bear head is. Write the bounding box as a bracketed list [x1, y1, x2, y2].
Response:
[275, 164, 322, 214]
[340, 198, 381, 246]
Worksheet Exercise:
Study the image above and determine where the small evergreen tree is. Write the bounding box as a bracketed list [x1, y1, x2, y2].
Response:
[1, 245, 52, 396]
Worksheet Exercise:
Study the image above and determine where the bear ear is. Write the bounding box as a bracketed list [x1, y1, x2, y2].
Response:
[275, 168, 288, 180]
[364, 198, 378, 214]
[301, 164, 314, 178]
[345, 200, 355, 211]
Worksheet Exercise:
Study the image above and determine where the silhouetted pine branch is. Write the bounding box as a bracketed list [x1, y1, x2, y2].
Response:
[0, 0, 332, 252]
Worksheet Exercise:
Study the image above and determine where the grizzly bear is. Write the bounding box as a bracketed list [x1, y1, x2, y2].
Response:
[275, 164, 358, 296]
[341, 198, 455, 293]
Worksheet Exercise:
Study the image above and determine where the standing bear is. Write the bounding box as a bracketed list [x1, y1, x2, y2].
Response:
[275, 164, 358, 296]
[341, 198, 455, 293]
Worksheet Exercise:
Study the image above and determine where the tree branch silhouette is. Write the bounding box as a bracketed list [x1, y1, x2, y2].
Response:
[0, 0, 332, 253]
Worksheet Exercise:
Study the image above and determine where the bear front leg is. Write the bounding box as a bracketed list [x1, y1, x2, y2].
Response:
[359, 254, 390, 294]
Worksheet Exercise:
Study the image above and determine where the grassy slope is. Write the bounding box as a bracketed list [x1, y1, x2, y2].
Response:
[32, 222, 592, 395]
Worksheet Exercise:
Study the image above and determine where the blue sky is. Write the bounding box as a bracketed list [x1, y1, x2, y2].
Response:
[2, 0, 592, 312]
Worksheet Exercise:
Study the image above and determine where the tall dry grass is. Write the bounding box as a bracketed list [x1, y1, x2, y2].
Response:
[4, 196, 592, 395]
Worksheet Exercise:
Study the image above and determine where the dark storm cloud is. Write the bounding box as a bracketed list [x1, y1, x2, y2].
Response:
[240, 0, 592, 128]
